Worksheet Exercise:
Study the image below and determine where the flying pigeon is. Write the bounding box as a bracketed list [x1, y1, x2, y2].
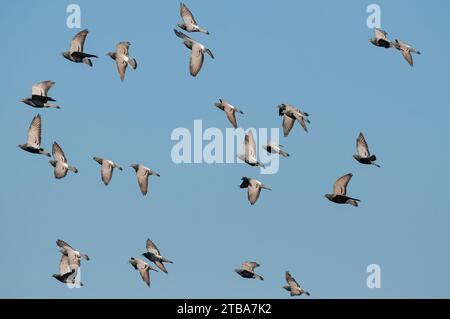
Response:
[262, 142, 289, 157]
[174, 29, 214, 77]
[93, 157, 123, 186]
[129, 257, 158, 287]
[107, 41, 137, 81]
[142, 238, 173, 274]
[214, 99, 244, 129]
[277, 104, 310, 137]
[353, 133, 380, 167]
[49, 142, 78, 179]
[325, 173, 360, 207]
[130, 164, 160, 196]
[18, 114, 51, 157]
[62, 29, 98, 67]
[20, 81, 60, 109]
[393, 39, 421, 66]
[178, 2, 210, 34]
[239, 177, 271, 205]
[369, 29, 393, 48]
[235, 262, 264, 280]
[237, 131, 265, 168]
[283, 271, 310, 297]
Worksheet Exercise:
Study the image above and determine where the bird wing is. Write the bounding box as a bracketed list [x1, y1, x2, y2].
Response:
[356, 133, 370, 157]
[282, 115, 295, 137]
[154, 260, 168, 274]
[293, 113, 308, 133]
[180, 2, 197, 25]
[375, 28, 388, 40]
[225, 109, 238, 128]
[67, 251, 81, 271]
[116, 41, 130, 56]
[56, 239, 74, 251]
[52, 142, 67, 163]
[174, 29, 193, 42]
[70, 29, 89, 53]
[115, 56, 128, 81]
[242, 262, 259, 272]
[59, 255, 71, 275]
[189, 43, 204, 77]
[402, 49, 414, 66]
[333, 173, 353, 196]
[286, 271, 300, 289]
[27, 114, 42, 148]
[136, 262, 150, 286]
[101, 160, 113, 185]
[146, 239, 161, 255]
[248, 184, 262, 205]
[244, 131, 257, 159]
[32, 81, 54, 97]
[137, 169, 149, 195]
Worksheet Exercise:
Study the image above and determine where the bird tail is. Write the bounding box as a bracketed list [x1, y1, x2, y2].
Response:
[45, 103, 60, 109]
[255, 274, 264, 281]
[68, 165, 78, 173]
[128, 57, 137, 69]
[234, 108, 244, 114]
[347, 198, 360, 207]
[83, 57, 93, 67]
[279, 150, 290, 157]
[162, 258, 173, 264]
[304, 291, 310, 296]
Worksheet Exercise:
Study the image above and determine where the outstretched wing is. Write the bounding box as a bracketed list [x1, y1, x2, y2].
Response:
[32, 81, 54, 97]
[116, 41, 130, 56]
[146, 239, 161, 255]
[356, 132, 370, 157]
[375, 28, 388, 40]
[180, 2, 197, 25]
[52, 142, 67, 163]
[189, 43, 204, 76]
[70, 29, 89, 53]
[27, 114, 42, 148]
[282, 115, 295, 137]
[286, 271, 300, 289]
[333, 173, 353, 196]
[248, 184, 262, 205]
[244, 131, 257, 159]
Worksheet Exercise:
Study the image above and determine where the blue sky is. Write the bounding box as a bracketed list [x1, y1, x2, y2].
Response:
[1, 0, 450, 298]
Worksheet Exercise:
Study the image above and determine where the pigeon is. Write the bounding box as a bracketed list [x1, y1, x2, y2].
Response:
[262, 142, 289, 157]
[325, 173, 360, 207]
[174, 29, 214, 77]
[369, 29, 393, 48]
[277, 104, 310, 137]
[237, 131, 265, 168]
[20, 81, 60, 109]
[142, 238, 173, 274]
[129, 257, 158, 287]
[93, 157, 123, 186]
[214, 99, 244, 129]
[130, 164, 160, 196]
[18, 114, 51, 157]
[283, 271, 310, 297]
[393, 39, 421, 66]
[353, 133, 380, 167]
[107, 41, 137, 81]
[239, 177, 271, 205]
[56, 239, 90, 262]
[62, 29, 98, 67]
[178, 2, 210, 34]
[49, 142, 78, 179]
[235, 262, 264, 280]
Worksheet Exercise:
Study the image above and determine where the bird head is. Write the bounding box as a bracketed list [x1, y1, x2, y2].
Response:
[324, 194, 333, 201]
[17, 144, 25, 150]
[352, 154, 360, 161]
[61, 51, 71, 60]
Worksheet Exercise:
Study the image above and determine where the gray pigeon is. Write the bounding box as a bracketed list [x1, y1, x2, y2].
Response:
[325, 173, 360, 207]
[283, 271, 310, 297]
[234, 262, 264, 280]
[369, 29, 393, 48]
[130, 164, 160, 196]
[178, 2, 209, 34]
[174, 29, 214, 77]
[107, 41, 137, 81]
[20, 81, 60, 109]
[393, 39, 421, 66]
[49, 142, 78, 179]
[353, 133, 380, 167]
[262, 141, 289, 157]
[62, 29, 98, 67]
[142, 238, 173, 274]
[277, 104, 310, 137]
[239, 177, 271, 205]
[237, 131, 265, 168]
[214, 99, 244, 129]
[129, 257, 158, 287]
[18, 114, 51, 157]
[93, 157, 122, 186]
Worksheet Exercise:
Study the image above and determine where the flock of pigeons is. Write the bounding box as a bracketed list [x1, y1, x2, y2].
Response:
[16, 3, 421, 296]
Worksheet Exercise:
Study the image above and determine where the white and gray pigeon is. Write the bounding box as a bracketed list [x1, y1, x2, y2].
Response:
[107, 41, 137, 81]
[49, 142, 78, 179]
[53, 239, 89, 286]
[178, 2, 210, 34]
[142, 238, 173, 274]
[325, 173, 360, 207]
[93, 157, 123, 186]
[20, 81, 60, 109]
[239, 177, 271, 205]
[237, 131, 265, 168]
[353, 133, 380, 167]
[18, 114, 51, 157]
[369, 28, 393, 48]
[214, 99, 244, 129]
[393, 39, 421, 66]
[277, 104, 310, 137]
[62, 29, 98, 67]
[129, 257, 158, 287]
[130, 164, 160, 196]
[234, 262, 264, 280]
[262, 141, 289, 157]
[174, 29, 214, 77]
[283, 271, 310, 297]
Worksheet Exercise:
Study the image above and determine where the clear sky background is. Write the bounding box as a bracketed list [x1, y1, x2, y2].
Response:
[1, 0, 449, 298]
